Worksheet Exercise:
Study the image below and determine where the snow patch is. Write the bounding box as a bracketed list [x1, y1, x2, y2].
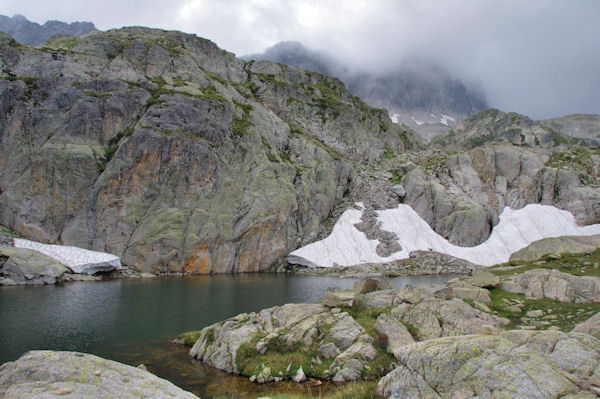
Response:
[288, 204, 600, 268]
[14, 239, 122, 274]
[411, 116, 424, 125]
[390, 113, 400, 124]
[440, 114, 456, 127]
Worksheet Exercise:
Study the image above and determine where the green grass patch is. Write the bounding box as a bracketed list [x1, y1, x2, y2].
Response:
[175, 330, 202, 346]
[84, 91, 112, 99]
[0, 225, 20, 238]
[198, 85, 228, 103]
[490, 249, 600, 278]
[544, 147, 599, 186]
[236, 333, 324, 380]
[339, 304, 396, 378]
[231, 100, 253, 136]
[484, 287, 600, 332]
[256, 73, 287, 87]
[388, 169, 404, 184]
[149, 76, 166, 85]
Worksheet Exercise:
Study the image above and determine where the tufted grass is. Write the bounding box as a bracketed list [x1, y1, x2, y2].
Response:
[489, 248, 600, 278]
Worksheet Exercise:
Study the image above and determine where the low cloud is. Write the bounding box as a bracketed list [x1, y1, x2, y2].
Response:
[3, 0, 599, 118]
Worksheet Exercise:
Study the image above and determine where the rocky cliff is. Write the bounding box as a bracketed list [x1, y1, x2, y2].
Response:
[0, 27, 419, 274]
[395, 109, 600, 247]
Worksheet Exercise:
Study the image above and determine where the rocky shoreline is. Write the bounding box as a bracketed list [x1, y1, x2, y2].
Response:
[0, 351, 198, 398]
[286, 250, 480, 278]
[177, 249, 600, 398]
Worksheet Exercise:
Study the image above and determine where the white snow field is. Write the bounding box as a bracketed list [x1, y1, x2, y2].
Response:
[14, 238, 122, 274]
[288, 203, 600, 268]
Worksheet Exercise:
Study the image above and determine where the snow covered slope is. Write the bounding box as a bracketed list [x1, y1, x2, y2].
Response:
[14, 239, 122, 274]
[288, 204, 600, 268]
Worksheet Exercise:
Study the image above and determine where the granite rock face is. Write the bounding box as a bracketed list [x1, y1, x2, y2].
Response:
[572, 312, 600, 339]
[396, 108, 600, 248]
[0, 27, 418, 274]
[0, 350, 199, 399]
[377, 330, 600, 399]
[510, 235, 600, 262]
[188, 278, 507, 383]
[499, 268, 600, 303]
[0, 246, 69, 285]
[189, 303, 379, 382]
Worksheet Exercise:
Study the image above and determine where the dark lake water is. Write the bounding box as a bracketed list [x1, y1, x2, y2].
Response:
[0, 273, 459, 398]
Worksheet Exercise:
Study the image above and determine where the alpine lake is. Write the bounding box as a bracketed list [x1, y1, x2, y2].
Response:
[0, 273, 460, 398]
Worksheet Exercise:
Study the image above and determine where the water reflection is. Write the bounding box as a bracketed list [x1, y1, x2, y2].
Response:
[0, 273, 459, 397]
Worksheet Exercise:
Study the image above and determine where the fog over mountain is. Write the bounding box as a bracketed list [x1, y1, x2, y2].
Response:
[245, 41, 487, 138]
[1, 1, 599, 119]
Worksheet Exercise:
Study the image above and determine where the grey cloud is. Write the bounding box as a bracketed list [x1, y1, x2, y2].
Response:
[1, 0, 598, 118]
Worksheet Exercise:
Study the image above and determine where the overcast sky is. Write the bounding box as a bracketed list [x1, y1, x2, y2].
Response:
[1, 0, 599, 119]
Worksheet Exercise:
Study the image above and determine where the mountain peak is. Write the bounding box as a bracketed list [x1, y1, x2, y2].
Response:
[0, 14, 96, 46]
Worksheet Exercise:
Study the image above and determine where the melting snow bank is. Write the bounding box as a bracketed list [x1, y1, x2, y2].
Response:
[13, 238, 122, 274]
[288, 204, 600, 268]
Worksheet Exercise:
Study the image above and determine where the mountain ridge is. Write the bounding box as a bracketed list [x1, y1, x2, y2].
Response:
[245, 41, 487, 139]
[0, 14, 96, 46]
[0, 26, 598, 275]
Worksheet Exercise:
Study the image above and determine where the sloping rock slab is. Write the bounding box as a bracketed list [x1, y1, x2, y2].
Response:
[0, 350, 198, 398]
[14, 238, 121, 275]
[500, 268, 600, 303]
[0, 247, 70, 285]
[511, 235, 600, 262]
[189, 303, 377, 382]
[391, 298, 506, 341]
[573, 312, 600, 339]
[377, 330, 600, 399]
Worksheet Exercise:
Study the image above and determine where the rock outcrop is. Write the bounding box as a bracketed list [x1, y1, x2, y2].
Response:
[0, 246, 69, 285]
[0, 27, 419, 274]
[390, 109, 600, 249]
[573, 313, 600, 339]
[189, 303, 384, 383]
[510, 235, 600, 262]
[377, 330, 600, 399]
[14, 238, 121, 274]
[0, 350, 199, 398]
[246, 41, 488, 140]
[499, 268, 600, 303]
[187, 279, 507, 383]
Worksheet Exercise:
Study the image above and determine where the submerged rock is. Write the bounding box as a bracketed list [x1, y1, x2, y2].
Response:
[0, 350, 198, 398]
[377, 330, 600, 399]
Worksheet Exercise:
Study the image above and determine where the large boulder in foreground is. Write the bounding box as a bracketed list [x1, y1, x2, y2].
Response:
[0, 350, 198, 398]
[0, 247, 69, 285]
[188, 303, 383, 383]
[377, 330, 600, 399]
[187, 286, 508, 383]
